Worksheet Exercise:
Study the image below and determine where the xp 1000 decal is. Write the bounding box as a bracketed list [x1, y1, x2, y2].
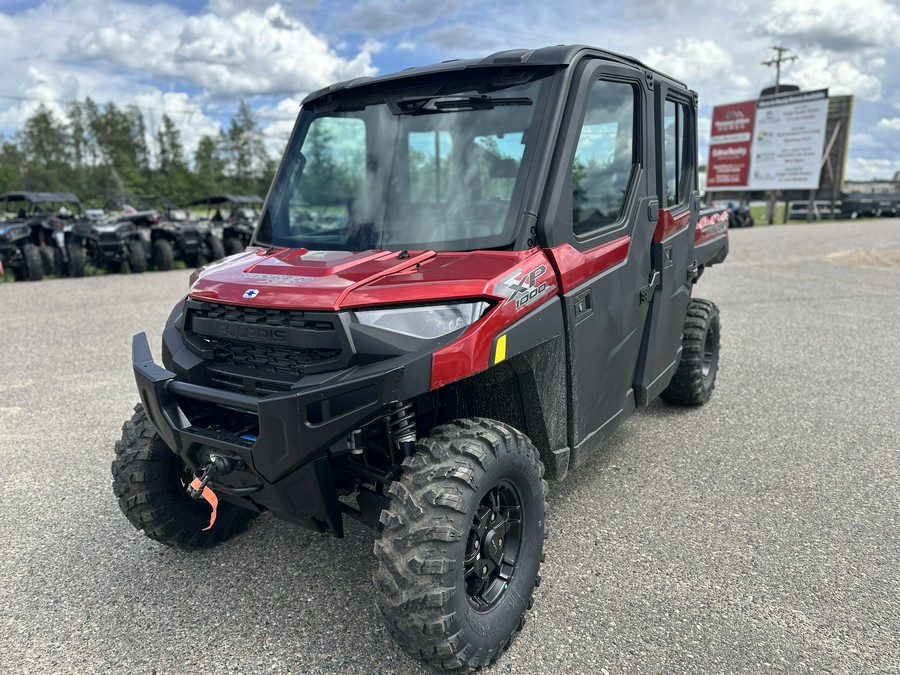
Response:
[496, 264, 555, 311]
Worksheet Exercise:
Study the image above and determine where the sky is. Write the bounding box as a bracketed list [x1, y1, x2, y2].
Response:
[2, 0, 900, 182]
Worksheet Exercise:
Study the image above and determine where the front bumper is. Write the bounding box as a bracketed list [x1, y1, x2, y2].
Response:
[132, 332, 405, 536]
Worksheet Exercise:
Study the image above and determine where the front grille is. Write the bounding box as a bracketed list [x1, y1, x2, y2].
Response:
[184, 300, 347, 383]
[191, 302, 335, 331]
[99, 232, 121, 244]
[211, 338, 340, 375]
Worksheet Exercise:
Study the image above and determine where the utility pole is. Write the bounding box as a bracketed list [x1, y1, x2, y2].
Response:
[761, 46, 799, 223]
[762, 46, 798, 95]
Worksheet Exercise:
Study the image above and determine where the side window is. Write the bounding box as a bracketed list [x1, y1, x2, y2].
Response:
[573, 80, 637, 236]
[664, 99, 691, 207]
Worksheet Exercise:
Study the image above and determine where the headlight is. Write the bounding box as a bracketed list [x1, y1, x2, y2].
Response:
[355, 301, 490, 339]
[139, 228, 152, 242]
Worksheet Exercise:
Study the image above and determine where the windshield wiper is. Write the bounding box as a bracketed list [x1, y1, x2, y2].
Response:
[434, 95, 532, 109]
[395, 95, 532, 114]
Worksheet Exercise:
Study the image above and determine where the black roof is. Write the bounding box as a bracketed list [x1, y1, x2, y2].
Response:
[0, 191, 82, 205]
[188, 194, 264, 206]
[303, 44, 687, 105]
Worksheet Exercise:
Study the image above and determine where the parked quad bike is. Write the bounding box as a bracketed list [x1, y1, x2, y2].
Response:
[0, 191, 94, 279]
[187, 194, 263, 256]
[105, 195, 226, 270]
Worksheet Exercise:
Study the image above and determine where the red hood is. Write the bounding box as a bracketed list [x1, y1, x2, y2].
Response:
[189, 246, 548, 310]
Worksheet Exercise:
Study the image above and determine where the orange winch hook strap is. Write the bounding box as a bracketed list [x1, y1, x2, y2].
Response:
[189, 477, 219, 531]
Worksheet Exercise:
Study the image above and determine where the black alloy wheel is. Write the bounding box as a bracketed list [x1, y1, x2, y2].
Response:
[464, 481, 522, 611]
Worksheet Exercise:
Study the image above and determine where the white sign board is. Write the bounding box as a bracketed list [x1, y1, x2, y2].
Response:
[707, 89, 829, 191]
[748, 89, 829, 190]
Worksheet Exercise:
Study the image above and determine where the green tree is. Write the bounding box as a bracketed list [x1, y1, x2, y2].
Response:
[220, 99, 268, 192]
[0, 138, 23, 193]
[156, 114, 186, 173]
[88, 102, 150, 198]
[16, 104, 71, 191]
[154, 113, 191, 203]
[193, 134, 226, 196]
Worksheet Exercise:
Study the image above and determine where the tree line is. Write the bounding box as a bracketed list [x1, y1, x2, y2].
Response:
[0, 98, 280, 208]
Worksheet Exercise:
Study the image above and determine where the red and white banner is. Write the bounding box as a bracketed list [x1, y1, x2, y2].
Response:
[706, 100, 756, 189]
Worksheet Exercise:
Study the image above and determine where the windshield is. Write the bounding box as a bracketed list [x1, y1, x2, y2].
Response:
[257, 70, 554, 252]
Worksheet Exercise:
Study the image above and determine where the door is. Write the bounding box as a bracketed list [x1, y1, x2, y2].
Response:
[541, 62, 657, 469]
[633, 90, 698, 404]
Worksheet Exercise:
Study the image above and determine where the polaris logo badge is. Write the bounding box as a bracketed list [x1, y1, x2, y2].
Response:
[243, 288, 260, 299]
[216, 324, 287, 343]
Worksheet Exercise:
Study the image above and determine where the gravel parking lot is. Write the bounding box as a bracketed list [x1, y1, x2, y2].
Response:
[1, 219, 899, 674]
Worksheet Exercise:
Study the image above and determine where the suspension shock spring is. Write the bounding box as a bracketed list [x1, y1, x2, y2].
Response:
[388, 401, 416, 458]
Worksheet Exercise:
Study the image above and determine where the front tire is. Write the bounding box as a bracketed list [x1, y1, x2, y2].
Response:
[111, 404, 259, 548]
[206, 235, 225, 262]
[661, 298, 720, 406]
[223, 236, 244, 256]
[39, 245, 59, 276]
[152, 238, 174, 271]
[19, 243, 43, 281]
[66, 242, 86, 277]
[374, 418, 547, 671]
[128, 240, 148, 274]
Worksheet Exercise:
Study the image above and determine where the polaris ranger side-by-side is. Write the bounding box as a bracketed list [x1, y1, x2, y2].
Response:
[113, 45, 728, 671]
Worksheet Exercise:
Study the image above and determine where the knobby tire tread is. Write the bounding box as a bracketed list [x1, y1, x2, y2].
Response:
[374, 418, 548, 672]
[661, 298, 719, 406]
[111, 404, 258, 548]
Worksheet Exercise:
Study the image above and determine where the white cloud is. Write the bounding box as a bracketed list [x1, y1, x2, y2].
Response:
[845, 156, 900, 181]
[68, 3, 377, 98]
[877, 118, 900, 132]
[783, 51, 884, 101]
[757, 0, 900, 50]
[131, 91, 223, 164]
[642, 39, 753, 99]
[256, 97, 304, 158]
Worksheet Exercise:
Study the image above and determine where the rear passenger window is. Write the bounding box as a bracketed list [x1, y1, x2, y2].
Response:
[572, 80, 637, 236]
[664, 99, 691, 207]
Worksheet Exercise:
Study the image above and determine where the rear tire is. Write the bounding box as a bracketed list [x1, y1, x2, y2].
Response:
[224, 237, 244, 256]
[207, 235, 226, 262]
[20, 243, 43, 281]
[111, 404, 259, 548]
[152, 238, 174, 271]
[67, 242, 86, 277]
[661, 298, 720, 406]
[39, 245, 59, 276]
[374, 418, 547, 671]
[128, 239, 148, 273]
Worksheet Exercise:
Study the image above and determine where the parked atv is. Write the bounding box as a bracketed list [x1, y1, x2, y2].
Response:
[727, 202, 754, 228]
[0, 191, 93, 279]
[0, 215, 40, 281]
[187, 194, 262, 256]
[73, 210, 146, 274]
[105, 195, 226, 270]
[113, 45, 729, 671]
